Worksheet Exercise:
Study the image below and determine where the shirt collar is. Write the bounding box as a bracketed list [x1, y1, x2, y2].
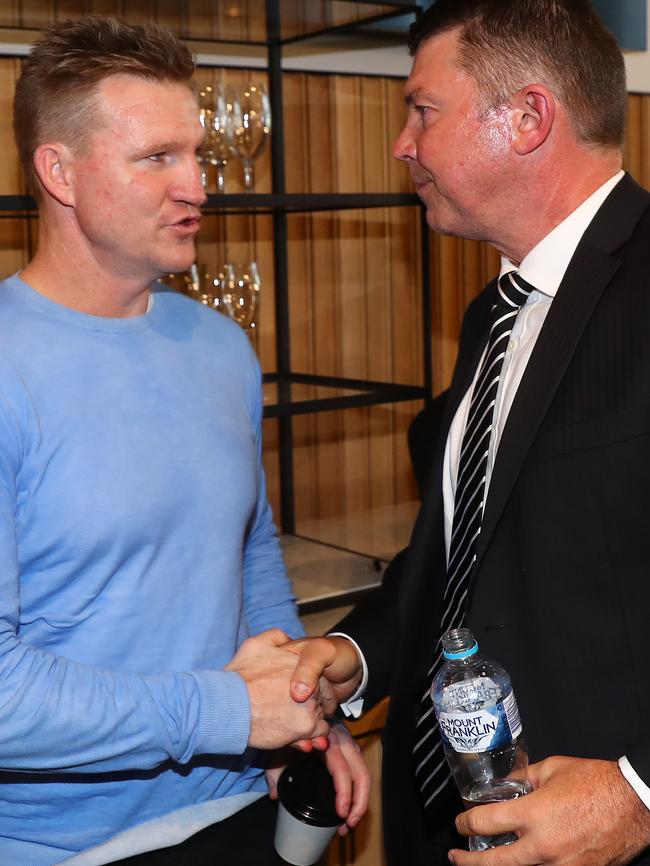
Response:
[499, 170, 625, 298]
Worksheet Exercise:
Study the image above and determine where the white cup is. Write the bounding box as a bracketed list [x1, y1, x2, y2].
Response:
[274, 755, 341, 866]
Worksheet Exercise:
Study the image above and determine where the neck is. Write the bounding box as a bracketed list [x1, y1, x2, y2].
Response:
[22, 210, 153, 318]
[495, 148, 623, 266]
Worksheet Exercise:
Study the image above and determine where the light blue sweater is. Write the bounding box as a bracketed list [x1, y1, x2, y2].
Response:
[0, 275, 302, 865]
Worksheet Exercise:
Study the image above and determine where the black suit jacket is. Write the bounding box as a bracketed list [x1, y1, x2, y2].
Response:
[338, 173, 650, 865]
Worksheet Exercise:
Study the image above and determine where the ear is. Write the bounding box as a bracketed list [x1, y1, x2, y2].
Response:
[32, 143, 77, 207]
[510, 84, 555, 155]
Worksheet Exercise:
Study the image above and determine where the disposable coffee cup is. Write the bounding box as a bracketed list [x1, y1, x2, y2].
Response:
[274, 754, 341, 866]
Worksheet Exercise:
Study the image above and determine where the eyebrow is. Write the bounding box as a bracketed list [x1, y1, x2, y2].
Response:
[404, 90, 436, 106]
[137, 137, 204, 156]
[138, 140, 182, 154]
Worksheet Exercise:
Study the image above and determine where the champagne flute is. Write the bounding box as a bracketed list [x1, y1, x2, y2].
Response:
[164, 271, 192, 294]
[198, 84, 233, 193]
[229, 84, 272, 191]
[247, 261, 262, 332]
[186, 263, 226, 312]
[222, 262, 261, 331]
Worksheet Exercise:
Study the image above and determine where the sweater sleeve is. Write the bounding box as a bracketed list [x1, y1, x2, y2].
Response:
[0, 392, 251, 774]
[241, 351, 304, 641]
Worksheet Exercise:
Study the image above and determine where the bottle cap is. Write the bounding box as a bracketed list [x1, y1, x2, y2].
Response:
[442, 641, 478, 660]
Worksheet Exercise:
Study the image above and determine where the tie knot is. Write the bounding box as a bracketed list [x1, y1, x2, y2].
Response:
[497, 271, 534, 310]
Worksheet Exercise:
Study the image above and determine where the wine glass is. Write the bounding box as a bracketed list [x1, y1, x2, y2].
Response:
[185, 263, 226, 312]
[222, 262, 261, 331]
[197, 84, 233, 193]
[229, 84, 272, 191]
[164, 271, 193, 294]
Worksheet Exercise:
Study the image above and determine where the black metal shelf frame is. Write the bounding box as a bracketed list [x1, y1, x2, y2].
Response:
[262, 371, 428, 418]
[265, 0, 429, 534]
[0, 192, 420, 214]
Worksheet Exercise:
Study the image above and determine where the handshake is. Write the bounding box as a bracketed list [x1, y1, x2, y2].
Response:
[225, 629, 364, 750]
[226, 630, 370, 833]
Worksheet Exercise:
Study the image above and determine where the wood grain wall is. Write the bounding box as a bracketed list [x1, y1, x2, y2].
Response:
[0, 1, 392, 40]
[280, 71, 423, 525]
[0, 0, 266, 40]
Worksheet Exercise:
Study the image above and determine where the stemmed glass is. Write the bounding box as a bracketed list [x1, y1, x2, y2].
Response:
[229, 84, 272, 191]
[222, 262, 261, 331]
[197, 84, 233, 193]
[185, 263, 226, 312]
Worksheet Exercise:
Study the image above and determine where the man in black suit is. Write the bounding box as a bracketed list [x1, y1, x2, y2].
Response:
[281, 1, 650, 863]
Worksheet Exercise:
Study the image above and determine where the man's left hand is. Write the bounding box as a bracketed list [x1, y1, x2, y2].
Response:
[266, 722, 371, 836]
[451, 756, 650, 865]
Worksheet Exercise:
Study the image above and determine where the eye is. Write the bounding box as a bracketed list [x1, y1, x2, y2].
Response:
[147, 152, 166, 163]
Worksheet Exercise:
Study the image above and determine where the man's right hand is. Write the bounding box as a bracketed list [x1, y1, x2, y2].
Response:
[284, 635, 364, 712]
[225, 629, 330, 749]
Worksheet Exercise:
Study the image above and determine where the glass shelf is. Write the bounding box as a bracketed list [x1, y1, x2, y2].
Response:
[283, 534, 384, 614]
[262, 372, 427, 417]
[283, 499, 419, 612]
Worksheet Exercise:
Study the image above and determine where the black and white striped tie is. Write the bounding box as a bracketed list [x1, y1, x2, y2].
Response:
[413, 270, 534, 812]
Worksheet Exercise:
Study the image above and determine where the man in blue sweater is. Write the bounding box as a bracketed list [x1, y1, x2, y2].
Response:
[0, 15, 368, 865]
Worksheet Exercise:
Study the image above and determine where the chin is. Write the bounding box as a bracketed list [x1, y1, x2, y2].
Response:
[424, 205, 464, 238]
[162, 255, 196, 276]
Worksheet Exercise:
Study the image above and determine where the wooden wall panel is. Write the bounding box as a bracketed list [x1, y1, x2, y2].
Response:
[362, 79, 394, 510]
[282, 74, 318, 520]
[332, 76, 370, 517]
[279, 1, 392, 41]
[2, 0, 267, 39]
[280, 71, 422, 526]
[625, 94, 650, 189]
[0, 59, 31, 277]
[0, 1, 20, 28]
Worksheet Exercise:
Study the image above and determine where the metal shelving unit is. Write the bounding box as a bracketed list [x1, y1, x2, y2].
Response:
[262, 0, 431, 545]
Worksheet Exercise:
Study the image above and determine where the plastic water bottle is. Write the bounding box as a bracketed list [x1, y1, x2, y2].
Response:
[431, 627, 531, 851]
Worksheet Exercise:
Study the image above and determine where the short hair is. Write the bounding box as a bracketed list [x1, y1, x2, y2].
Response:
[408, 0, 626, 149]
[14, 15, 196, 196]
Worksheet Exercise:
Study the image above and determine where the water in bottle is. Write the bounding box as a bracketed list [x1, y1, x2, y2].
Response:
[431, 627, 531, 851]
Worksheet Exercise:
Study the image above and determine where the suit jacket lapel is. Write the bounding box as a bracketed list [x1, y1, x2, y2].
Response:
[473, 173, 650, 572]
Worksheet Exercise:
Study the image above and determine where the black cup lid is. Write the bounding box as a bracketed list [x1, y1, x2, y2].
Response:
[277, 754, 341, 828]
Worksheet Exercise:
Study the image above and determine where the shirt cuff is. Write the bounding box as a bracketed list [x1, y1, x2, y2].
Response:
[328, 632, 368, 719]
[619, 755, 650, 810]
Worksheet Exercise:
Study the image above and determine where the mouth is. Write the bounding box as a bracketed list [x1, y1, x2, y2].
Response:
[411, 174, 431, 189]
[169, 215, 201, 235]
[412, 177, 434, 199]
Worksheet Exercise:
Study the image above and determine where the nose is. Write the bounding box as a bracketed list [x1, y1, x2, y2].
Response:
[173, 156, 208, 208]
[392, 121, 417, 162]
